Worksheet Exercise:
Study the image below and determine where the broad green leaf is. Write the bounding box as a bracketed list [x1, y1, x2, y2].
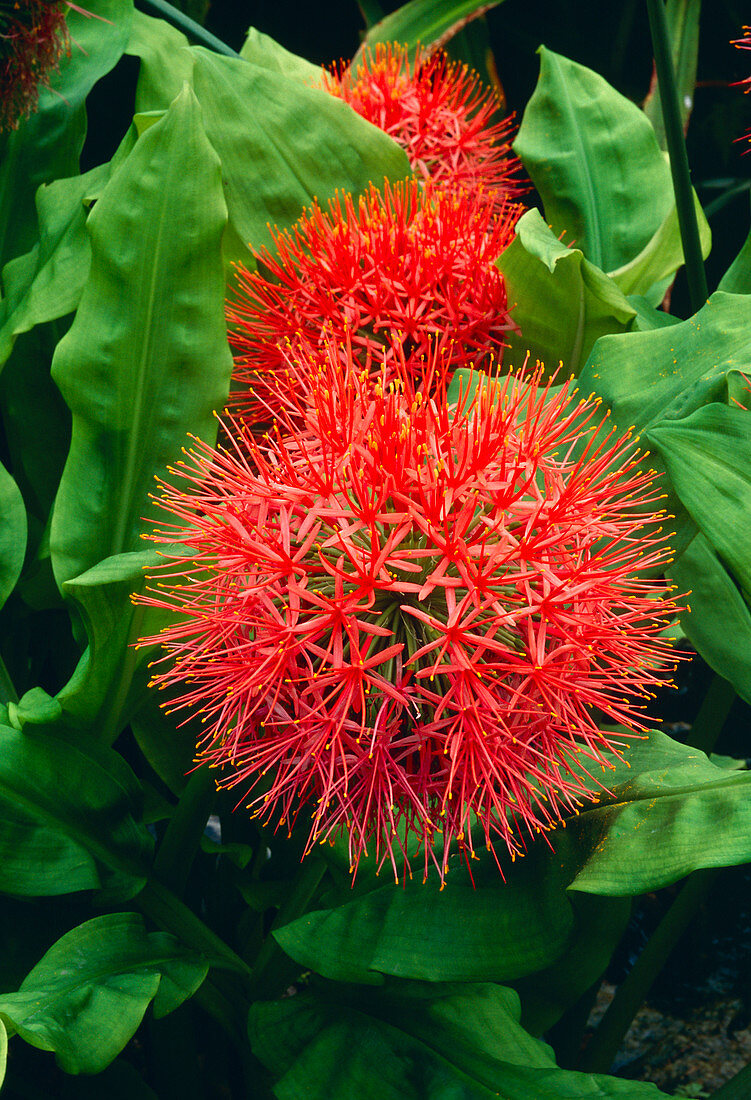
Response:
[578, 292, 751, 433]
[130, 698, 197, 796]
[648, 404, 751, 586]
[719, 199, 751, 294]
[278, 732, 751, 986]
[250, 981, 670, 1099]
[498, 208, 637, 374]
[57, 551, 172, 743]
[565, 731, 751, 895]
[126, 9, 194, 113]
[515, 48, 674, 272]
[0, 721, 151, 898]
[643, 0, 701, 150]
[190, 48, 412, 255]
[357, 0, 504, 58]
[668, 534, 751, 705]
[0, 0, 133, 268]
[7, 688, 61, 730]
[0, 325, 72, 527]
[627, 295, 681, 331]
[609, 191, 711, 306]
[512, 895, 631, 1036]
[240, 28, 321, 84]
[0, 1018, 5, 1089]
[50, 85, 232, 589]
[0, 461, 26, 613]
[0, 164, 110, 371]
[0, 913, 207, 1075]
[274, 844, 575, 985]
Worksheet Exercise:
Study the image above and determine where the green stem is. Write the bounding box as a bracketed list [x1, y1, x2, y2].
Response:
[646, 0, 708, 313]
[685, 672, 736, 753]
[153, 764, 216, 897]
[136, 0, 241, 58]
[248, 856, 327, 999]
[137, 877, 253, 983]
[577, 867, 715, 1073]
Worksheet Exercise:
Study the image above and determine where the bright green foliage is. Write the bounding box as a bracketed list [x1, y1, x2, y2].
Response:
[0, 718, 151, 898]
[0, 0, 133, 268]
[250, 980, 671, 1099]
[0, 461, 26, 613]
[49, 85, 233, 589]
[515, 48, 675, 273]
[0, 913, 207, 1074]
[357, 0, 505, 58]
[498, 208, 637, 374]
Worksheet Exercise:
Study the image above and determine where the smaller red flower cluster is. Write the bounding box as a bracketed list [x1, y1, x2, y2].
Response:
[227, 180, 519, 424]
[733, 27, 751, 144]
[0, 1, 89, 131]
[322, 43, 527, 209]
[142, 346, 679, 882]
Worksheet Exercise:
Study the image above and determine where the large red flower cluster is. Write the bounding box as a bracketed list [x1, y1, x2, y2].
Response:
[142, 347, 679, 882]
[321, 43, 526, 208]
[141, 41, 680, 882]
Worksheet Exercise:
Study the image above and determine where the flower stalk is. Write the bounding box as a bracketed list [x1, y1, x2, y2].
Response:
[646, 0, 708, 313]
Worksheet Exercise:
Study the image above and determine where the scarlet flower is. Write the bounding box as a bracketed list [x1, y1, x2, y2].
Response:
[321, 43, 527, 207]
[733, 27, 751, 143]
[0, 1, 91, 132]
[140, 347, 680, 883]
[227, 179, 518, 424]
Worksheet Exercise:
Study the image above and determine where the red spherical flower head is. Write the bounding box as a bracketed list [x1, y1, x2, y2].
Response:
[733, 27, 751, 144]
[0, 2, 91, 132]
[139, 347, 681, 885]
[227, 178, 518, 425]
[322, 43, 527, 207]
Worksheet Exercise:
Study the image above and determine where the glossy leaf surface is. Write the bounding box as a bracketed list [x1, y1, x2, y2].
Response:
[0, 913, 207, 1074]
[50, 85, 232, 589]
[515, 47, 674, 272]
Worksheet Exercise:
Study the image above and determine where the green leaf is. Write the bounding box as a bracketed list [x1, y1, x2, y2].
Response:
[512, 895, 631, 1036]
[57, 551, 173, 743]
[0, 460, 26, 612]
[718, 198, 751, 294]
[578, 292, 751, 433]
[357, 0, 504, 58]
[240, 28, 321, 84]
[126, 9, 194, 114]
[190, 48, 412, 255]
[0, 913, 207, 1075]
[7, 688, 61, 730]
[0, 721, 151, 898]
[515, 47, 674, 272]
[50, 84, 232, 589]
[0, 0, 133, 268]
[0, 164, 110, 371]
[608, 191, 711, 306]
[565, 731, 751, 895]
[668, 534, 751, 705]
[498, 208, 637, 374]
[130, 698, 197, 796]
[648, 404, 751, 592]
[274, 846, 575, 985]
[250, 980, 671, 1099]
[643, 0, 701, 151]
